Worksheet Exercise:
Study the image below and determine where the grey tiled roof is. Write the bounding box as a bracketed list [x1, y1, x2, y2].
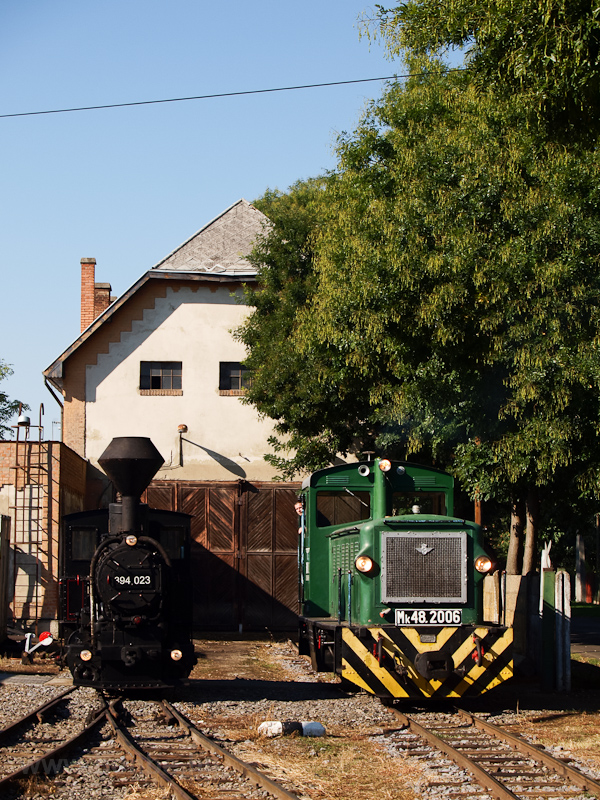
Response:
[152, 199, 268, 275]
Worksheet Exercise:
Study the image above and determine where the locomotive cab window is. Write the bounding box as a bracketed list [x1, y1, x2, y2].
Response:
[391, 492, 447, 516]
[70, 527, 98, 561]
[316, 490, 371, 528]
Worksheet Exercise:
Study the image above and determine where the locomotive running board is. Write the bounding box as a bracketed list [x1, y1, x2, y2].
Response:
[340, 625, 513, 699]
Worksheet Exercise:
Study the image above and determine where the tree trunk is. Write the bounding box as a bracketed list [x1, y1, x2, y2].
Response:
[522, 486, 539, 575]
[506, 496, 525, 574]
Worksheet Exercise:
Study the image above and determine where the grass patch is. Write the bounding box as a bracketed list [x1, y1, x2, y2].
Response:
[572, 653, 600, 667]
[0, 655, 60, 675]
[510, 707, 600, 771]
[190, 640, 294, 682]
[569, 655, 600, 691]
[571, 602, 600, 618]
[217, 715, 421, 800]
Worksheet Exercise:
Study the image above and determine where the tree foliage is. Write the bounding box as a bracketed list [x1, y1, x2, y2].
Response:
[236, 179, 376, 479]
[301, 67, 600, 503]
[370, 0, 600, 139]
[0, 361, 24, 439]
[239, 5, 600, 570]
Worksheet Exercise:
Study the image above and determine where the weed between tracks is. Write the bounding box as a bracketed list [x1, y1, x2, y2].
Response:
[505, 707, 600, 770]
[199, 711, 420, 800]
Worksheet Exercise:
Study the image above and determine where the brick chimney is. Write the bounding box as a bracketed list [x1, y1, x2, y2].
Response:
[81, 258, 113, 332]
[81, 258, 96, 332]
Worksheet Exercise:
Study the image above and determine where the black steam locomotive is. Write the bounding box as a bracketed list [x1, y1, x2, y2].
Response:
[60, 437, 196, 689]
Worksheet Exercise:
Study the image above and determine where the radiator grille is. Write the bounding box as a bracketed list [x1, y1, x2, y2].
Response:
[381, 531, 467, 603]
[332, 539, 360, 573]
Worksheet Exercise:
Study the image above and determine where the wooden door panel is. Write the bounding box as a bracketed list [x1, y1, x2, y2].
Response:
[244, 553, 274, 629]
[145, 484, 175, 511]
[180, 486, 206, 547]
[247, 491, 273, 552]
[192, 546, 237, 629]
[273, 554, 300, 628]
[208, 488, 236, 551]
[274, 488, 300, 551]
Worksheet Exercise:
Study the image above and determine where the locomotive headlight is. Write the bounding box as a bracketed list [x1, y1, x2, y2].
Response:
[80, 649, 93, 662]
[355, 555, 374, 573]
[474, 555, 493, 573]
[378, 459, 391, 472]
[125, 535, 137, 546]
[170, 649, 183, 661]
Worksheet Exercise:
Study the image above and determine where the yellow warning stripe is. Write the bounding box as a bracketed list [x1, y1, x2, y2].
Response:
[341, 626, 513, 699]
[396, 626, 459, 653]
[448, 629, 513, 697]
[452, 626, 491, 668]
[371, 627, 439, 696]
[341, 628, 412, 698]
[340, 658, 377, 694]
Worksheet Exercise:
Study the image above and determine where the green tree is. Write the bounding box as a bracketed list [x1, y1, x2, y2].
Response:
[297, 65, 600, 570]
[0, 360, 24, 439]
[239, 7, 600, 574]
[369, 0, 600, 139]
[236, 178, 377, 479]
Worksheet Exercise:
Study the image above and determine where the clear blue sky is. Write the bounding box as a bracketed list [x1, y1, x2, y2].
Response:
[0, 1, 399, 437]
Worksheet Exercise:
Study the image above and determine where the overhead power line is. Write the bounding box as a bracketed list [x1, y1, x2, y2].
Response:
[0, 75, 404, 120]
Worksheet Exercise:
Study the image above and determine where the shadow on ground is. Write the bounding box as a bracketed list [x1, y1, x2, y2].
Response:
[177, 677, 344, 703]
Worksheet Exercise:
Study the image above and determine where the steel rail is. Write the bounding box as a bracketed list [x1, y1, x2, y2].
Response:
[0, 686, 76, 739]
[390, 709, 521, 800]
[104, 702, 197, 800]
[163, 699, 303, 800]
[456, 707, 600, 798]
[0, 706, 106, 790]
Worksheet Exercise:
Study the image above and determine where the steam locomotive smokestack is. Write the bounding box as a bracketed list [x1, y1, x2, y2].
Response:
[98, 437, 164, 532]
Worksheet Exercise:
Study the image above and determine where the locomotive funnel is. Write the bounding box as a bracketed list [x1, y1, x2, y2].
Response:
[99, 437, 164, 531]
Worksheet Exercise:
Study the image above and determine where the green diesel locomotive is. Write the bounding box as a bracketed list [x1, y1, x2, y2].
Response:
[297, 458, 513, 699]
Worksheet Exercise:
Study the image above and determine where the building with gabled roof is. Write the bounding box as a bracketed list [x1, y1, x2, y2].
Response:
[44, 199, 277, 482]
[41, 199, 300, 633]
[154, 197, 268, 274]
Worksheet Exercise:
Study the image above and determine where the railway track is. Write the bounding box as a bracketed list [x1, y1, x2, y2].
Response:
[0, 688, 305, 799]
[387, 706, 600, 799]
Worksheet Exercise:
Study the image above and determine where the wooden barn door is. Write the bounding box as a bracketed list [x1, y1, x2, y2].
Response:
[145, 480, 300, 631]
[180, 484, 238, 630]
[241, 484, 299, 631]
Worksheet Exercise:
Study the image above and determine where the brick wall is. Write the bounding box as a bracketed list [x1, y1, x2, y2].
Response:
[0, 441, 86, 630]
[0, 442, 15, 487]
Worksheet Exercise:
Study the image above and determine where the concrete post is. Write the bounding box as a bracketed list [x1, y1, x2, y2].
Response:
[555, 570, 571, 692]
[540, 568, 556, 691]
[575, 533, 585, 603]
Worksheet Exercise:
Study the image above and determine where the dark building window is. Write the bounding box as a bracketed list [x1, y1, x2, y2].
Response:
[140, 361, 182, 391]
[219, 362, 252, 391]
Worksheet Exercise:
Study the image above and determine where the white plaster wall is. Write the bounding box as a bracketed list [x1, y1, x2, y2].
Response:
[85, 285, 279, 481]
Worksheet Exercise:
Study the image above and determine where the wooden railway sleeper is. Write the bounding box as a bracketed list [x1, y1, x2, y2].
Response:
[104, 706, 197, 800]
[391, 706, 600, 800]
[0, 707, 107, 791]
[0, 686, 76, 740]
[162, 699, 303, 800]
[455, 707, 600, 797]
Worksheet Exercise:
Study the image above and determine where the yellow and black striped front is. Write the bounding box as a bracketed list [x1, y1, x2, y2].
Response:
[340, 624, 513, 699]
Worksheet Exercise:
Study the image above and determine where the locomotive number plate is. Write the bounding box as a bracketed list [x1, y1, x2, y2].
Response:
[394, 608, 462, 626]
[112, 572, 153, 588]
